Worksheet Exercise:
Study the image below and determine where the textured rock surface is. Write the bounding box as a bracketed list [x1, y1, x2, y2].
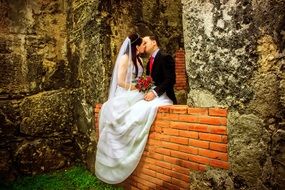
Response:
[182, 0, 285, 189]
[0, 0, 76, 181]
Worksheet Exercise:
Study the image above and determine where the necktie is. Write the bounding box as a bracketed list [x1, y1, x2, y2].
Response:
[149, 56, 154, 73]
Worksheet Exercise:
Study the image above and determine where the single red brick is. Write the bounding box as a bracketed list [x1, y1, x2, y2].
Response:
[158, 106, 171, 113]
[148, 139, 161, 146]
[179, 114, 199, 123]
[137, 173, 157, 184]
[209, 142, 228, 152]
[170, 150, 189, 160]
[188, 107, 209, 115]
[156, 172, 170, 181]
[176, 78, 187, 82]
[175, 72, 185, 76]
[176, 73, 185, 77]
[179, 160, 197, 169]
[143, 162, 153, 170]
[151, 178, 164, 186]
[144, 157, 156, 165]
[188, 154, 210, 165]
[175, 57, 185, 61]
[175, 64, 186, 68]
[154, 120, 170, 128]
[162, 167, 173, 176]
[170, 121, 190, 130]
[147, 164, 162, 174]
[188, 124, 209, 133]
[199, 116, 227, 126]
[161, 141, 179, 150]
[164, 155, 179, 165]
[169, 105, 188, 114]
[209, 125, 227, 135]
[163, 128, 179, 136]
[155, 147, 171, 156]
[155, 133, 170, 142]
[151, 152, 164, 160]
[178, 145, 198, 155]
[209, 159, 230, 169]
[141, 168, 156, 178]
[199, 133, 223, 142]
[175, 56, 185, 60]
[179, 160, 206, 171]
[156, 113, 169, 120]
[209, 107, 228, 117]
[170, 136, 189, 145]
[153, 126, 162, 133]
[179, 130, 199, 139]
[168, 113, 179, 120]
[155, 113, 164, 119]
[189, 139, 209, 149]
[198, 148, 228, 161]
[172, 164, 190, 175]
[155, 160, 172, 170]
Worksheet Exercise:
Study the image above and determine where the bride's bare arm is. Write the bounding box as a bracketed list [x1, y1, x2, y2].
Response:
[117, 55, 136, 90]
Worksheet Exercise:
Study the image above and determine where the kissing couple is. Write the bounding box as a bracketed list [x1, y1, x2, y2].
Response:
[95, 33, 177, 184]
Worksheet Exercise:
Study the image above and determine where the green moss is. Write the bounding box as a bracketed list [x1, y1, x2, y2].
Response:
[3, 165, 123, 190]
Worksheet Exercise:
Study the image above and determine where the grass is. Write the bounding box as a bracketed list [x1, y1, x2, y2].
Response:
[0, 165, 123, 190]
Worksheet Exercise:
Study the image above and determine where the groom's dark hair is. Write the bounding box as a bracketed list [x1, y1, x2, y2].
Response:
[148, 35, 160, 47]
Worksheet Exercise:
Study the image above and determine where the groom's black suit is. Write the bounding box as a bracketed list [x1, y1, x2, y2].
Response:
[146, 50, 177, 104]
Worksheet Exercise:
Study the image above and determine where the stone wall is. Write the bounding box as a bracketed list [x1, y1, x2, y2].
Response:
[182, 0, 285, 189]
[108, 0, 184, 65]
[0, 0, 77, 181]
[67, 0, 113, 172]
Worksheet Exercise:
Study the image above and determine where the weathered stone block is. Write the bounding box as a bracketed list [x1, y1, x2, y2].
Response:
[19, 90, 74, 136]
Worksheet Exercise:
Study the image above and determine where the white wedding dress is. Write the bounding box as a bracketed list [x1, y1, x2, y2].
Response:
[95, 62, 173, 184]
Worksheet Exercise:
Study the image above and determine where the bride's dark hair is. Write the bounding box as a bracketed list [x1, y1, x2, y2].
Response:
[128, 33, 143, 77]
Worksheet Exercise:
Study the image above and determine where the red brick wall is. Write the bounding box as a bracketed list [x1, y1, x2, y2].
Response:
[94, 104, 229, 189]
[175, 49, 187, 91]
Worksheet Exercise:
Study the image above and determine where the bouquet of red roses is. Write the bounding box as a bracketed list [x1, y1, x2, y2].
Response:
[135, 75, 154, 93]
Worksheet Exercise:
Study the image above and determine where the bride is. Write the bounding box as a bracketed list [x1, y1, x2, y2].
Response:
[95, 33, 173, 184]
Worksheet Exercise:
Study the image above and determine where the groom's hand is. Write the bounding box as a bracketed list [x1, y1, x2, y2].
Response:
[144, 91, 156, 101]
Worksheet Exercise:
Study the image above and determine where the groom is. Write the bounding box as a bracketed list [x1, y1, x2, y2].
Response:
[143, 35, 177, 104]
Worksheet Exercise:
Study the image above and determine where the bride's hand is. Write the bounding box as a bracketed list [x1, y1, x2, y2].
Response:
[130, 85, 137, 91]
[144, 91, 156, 101]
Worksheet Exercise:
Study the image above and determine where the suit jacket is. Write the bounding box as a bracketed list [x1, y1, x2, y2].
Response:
[146, 50, 177, 104]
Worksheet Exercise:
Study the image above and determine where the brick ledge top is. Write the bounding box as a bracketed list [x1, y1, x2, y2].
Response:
[95, 104, 228, 117]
